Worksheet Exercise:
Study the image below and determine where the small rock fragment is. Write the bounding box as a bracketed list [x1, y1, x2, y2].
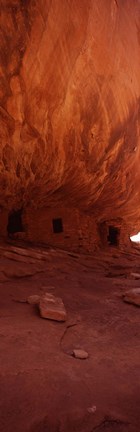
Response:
[39, 293, 67, 321]
[72, 349, 89, 359]
[27, 295, 40, 305]
[122, 288, 140, 307]
[87, 406, 97, 414]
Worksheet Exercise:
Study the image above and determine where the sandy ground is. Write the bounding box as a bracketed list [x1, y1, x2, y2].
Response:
[0, 242, 140, 432]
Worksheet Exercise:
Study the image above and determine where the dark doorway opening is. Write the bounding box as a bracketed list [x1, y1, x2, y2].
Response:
[108, 226, 120, 246]
[7, 209, 24, 236]
[52, 218, 63, 234]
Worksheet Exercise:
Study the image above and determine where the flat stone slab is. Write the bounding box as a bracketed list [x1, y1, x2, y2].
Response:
[3, 265, 43, 278]
[39, 293, 67, 321]
[123, 288, 140, 306]
[72, 349, 89, 359]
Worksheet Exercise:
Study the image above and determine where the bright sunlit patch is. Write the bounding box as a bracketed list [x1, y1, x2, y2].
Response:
[130, 232, 140, 243]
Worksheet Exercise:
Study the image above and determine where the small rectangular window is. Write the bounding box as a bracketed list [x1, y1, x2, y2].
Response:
[108, 226, 120, 246]
[52, 218, 63, 233]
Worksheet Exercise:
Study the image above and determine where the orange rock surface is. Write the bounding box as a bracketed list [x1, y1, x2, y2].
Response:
[0, 0, 140, 230]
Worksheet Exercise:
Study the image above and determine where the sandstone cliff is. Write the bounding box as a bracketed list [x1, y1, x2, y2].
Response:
[0, 0, 140, 235]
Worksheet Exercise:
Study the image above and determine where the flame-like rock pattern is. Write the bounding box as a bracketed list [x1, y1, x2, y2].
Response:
[0, 0, 140, 230]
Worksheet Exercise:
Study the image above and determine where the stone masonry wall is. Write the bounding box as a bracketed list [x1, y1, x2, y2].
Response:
[0, 206, 130, 252]
[23, 207, 99, 253]
[98, 219, 130, 249]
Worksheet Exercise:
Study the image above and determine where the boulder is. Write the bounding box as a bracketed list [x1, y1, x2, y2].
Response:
[123, 288, 140, 306]
[130, 273, 140, 279]
[39, 293, 67, 321]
